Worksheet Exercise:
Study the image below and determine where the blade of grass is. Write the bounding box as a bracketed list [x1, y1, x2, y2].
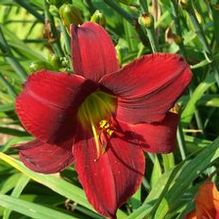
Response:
[0, 72, 17, 98]
[0, 194, 78, 219]
[0, 25, 27, 82]
[13, 0, 44, 22]
[181, 73, 215, 125]
[0, 153, 127, 219]
[3, 174, 30, 219]
[127, 136, 219, 219]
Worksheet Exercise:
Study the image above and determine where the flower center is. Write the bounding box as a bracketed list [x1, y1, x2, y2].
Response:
[77, 90, 116, 159]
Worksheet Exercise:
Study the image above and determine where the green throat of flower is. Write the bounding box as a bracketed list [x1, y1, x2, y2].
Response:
[77, 90, 116, 159]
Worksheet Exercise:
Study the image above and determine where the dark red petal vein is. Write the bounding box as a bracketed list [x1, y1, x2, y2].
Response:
[71, 22, 119, 82]
[19, 138, 74, 173]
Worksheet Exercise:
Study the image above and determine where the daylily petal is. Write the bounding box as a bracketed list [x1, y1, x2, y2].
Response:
[16, 70, 98, 143]
[185, 211, 197, 219]
[73, 127, 145, 218]
[196, 182, 219, 218]
[128, 112, 179, 153]
[71, 22, 119, 82]
[100, 53, 192, 123]
[19, 139, 74, 173]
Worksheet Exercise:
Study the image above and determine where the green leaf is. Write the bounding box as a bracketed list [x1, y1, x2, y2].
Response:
[3, 174, 30, 219]
[150, 155, 162, 187]
[0, 194, 78, 219]
[0, 173, 22, 194]
[0, 152, 127, 219]
[127, 136, 219, 219]
[181, 73, 215, 125]
[0, 103, 14, 112]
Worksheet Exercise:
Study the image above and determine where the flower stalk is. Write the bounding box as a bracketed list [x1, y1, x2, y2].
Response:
[0, 26, 27, 82]
[139, 0, 159, 52]
[103, 0, 149, 47]
[44, 1, 64, 57]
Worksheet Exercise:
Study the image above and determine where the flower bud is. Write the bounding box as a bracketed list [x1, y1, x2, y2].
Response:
[59, 4, 83, 27]
[138, 13, 154, 28]
[90, 10, 106, 27]
[165, 28, 183, 45]
[179, 0, 189, 10]
[213, 4, 219, 11]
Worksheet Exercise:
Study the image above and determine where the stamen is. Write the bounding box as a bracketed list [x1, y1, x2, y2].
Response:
[106, 129, 114, 136]
[99, 120, 114, 136]
[77, 90, 116, 160]
[85, 104, 102, 160]
[91, 121, 101, 160]
[99, 120, 109, 129]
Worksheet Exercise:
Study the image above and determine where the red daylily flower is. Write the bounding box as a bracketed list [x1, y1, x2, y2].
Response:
[185, 182, 219, 219]
[16, 22, 192, 218]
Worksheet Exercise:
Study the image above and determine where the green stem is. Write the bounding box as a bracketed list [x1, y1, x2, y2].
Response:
[103, 0, 149, 47]
[162, 153, 175, 172]
[139, 0, 148, 11]
[0, 72, 17, 98]
[13, 0, 44, 22]
[187, 5, 211, 55]
[177, 123, 186, 160]
[142, 177, 151, 191]
[58, 20, 71, 56]
[0, 26, 27, 82]
[44, 1, 64, 57]
[194, 109, 204, 133]
[123, 19, 135, 51]
[84, 0, 96, 14]
[103, 0, 133, 23]
[186, 1, 219, 86]
[170, 0, 186, 56]
[145, 28, 159, 52]
[139, 0, 159, 52]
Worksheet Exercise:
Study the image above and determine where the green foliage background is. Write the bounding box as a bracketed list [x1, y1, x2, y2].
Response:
[0, 0, 219, 218]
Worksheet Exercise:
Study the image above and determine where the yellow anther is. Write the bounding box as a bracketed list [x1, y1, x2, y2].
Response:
[99, 120, 107, 128]
[106, 129, 114, 136]
[99, 120, 110, 129]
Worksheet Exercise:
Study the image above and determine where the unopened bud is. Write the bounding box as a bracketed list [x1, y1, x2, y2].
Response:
[179, 0, 189, 10]
[214, 4, 219, 11]
[173, 35, 183, 44]
[138, 13, 154, 28]
[165, 28, 183, 45]
[59, 4, 83, 27]
[90, 10, 106, 27]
